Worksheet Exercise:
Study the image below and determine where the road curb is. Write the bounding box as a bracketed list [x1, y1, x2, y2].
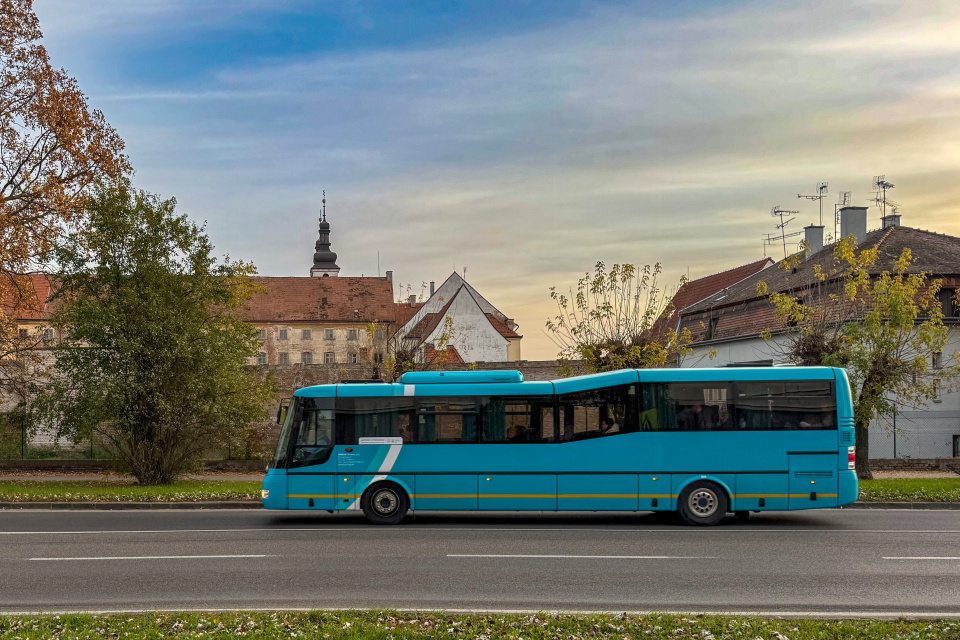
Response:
[0, 501, 262, 510]
[846, 501, 960, 510]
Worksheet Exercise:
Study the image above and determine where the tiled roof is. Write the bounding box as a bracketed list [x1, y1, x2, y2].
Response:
[406, 314, 437, 339]
[240, 277, 395, 323]
[671, 258, 773, 312]
[485, 313, 521, 339]
[394, 301, 423, 327]
[679, 226, 960, 343]
[1, 273, 56, 320]
[424, 344, 465, 364]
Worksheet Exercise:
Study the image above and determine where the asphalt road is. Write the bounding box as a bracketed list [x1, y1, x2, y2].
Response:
[1, 508, 960, 616]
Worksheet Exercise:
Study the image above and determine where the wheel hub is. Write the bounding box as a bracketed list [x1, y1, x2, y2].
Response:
[373, 490, 398, 515]
[688, 489, 718, 517]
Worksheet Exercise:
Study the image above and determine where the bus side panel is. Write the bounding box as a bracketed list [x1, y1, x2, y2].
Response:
[557, 474, 638, 511]
[733, 473, 788, 511]
[415, 474, 478, 511]
[288, 471, 337, 510]
[672, 474, 736, 510]
[639, 474, 672, 510]
[480, 474, 556, 511]
[838, 469, 858, 505]
[261, 469, 288, 510]
[788, 454, 838, 509]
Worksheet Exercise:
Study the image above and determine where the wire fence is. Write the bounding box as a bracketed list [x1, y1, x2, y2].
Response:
[870, 410, 960, 459]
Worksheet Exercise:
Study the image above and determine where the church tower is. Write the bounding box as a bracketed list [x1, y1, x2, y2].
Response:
[310, 192, 340, 277]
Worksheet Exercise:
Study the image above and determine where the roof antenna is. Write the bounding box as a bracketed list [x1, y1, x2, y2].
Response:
[798, 182, 828, 226]
[767, 205, 800, 260]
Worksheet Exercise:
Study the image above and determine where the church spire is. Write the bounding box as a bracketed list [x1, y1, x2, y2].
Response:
[310, 191, 340, 277]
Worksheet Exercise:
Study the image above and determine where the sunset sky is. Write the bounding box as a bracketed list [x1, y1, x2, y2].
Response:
[36, 0, 960, 359]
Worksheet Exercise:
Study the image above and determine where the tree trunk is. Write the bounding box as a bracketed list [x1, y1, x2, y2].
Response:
[854, 415, 873, 481]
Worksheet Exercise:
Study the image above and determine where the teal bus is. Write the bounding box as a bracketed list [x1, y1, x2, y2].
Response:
[261, 367, 857, 526]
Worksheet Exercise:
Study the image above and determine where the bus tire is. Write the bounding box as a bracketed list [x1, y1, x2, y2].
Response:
[361, 482, 409, 525]
[678, 481, 728, 526]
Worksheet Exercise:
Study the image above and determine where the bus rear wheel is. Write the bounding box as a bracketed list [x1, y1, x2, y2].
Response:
[361, 482, 409, 525]
[678, 481, 728, 526]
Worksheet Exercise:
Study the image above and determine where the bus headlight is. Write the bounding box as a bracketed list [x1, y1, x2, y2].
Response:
[261, 490, 270, 499]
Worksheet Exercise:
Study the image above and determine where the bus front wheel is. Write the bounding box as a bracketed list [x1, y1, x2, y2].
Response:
[361, 482, 409, 525]
[678, 481, 728, 526]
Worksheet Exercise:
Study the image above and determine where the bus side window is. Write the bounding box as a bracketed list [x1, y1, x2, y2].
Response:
[417, 398, 478, 443]
[557, 384, 637, 442]
[734, 381, 835, 430]
[481, 397, 555, 442]
[642, 383, 731, 431]
[335, 397, 415, 444]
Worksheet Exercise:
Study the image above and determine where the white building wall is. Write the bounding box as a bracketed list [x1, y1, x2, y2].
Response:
[425, 290, 509, 362]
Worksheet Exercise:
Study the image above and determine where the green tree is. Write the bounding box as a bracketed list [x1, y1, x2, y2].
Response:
[547, 262, 691, 375]
[758, 236, 959, 479]
[37, 181, 274, 484]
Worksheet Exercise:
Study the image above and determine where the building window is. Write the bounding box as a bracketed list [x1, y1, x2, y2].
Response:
[348, 329, 358, 340]
[301, 351, 312, 364]
[321, 297, 328, 305]
[933, 379, 941, 402]
[324, 329, 334, 340]
[19, 328, 28, 339]
[374, 329, 385, 340]
[324, 352, 335, 364]
[257, 352, 267, 365]
[704, 317, 719, 341]
[278, 352, 289, 365]
[258, 328, 266, 340]
[43, 328, 54, 341]
[302, 329, 311, 340]
[373, 352, 384, 364]
[278, 329, 288, 340]
[933, 351, 943, 370]
[939, 288, 958, 318]
[350, 353, 358, 364]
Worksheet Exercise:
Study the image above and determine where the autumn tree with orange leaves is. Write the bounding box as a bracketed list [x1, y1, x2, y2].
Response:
[0, 0, 129, 402]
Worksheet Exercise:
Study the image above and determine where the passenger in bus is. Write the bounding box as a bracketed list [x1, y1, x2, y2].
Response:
[599, 417, 620, 434]
[677, 403, 704, 430]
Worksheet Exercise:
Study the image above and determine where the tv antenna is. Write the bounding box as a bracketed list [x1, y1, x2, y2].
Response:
[798, 182, 828, 226]
[872, 175, 895, 218]
[834, 191, 851, 241]
[767, 205, 800, 259]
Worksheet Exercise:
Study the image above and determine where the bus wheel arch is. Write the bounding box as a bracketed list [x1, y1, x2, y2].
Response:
[677, 480, 729, 526]
[361, 481, 409, 525]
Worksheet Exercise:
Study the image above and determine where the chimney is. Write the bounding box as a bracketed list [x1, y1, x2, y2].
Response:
[385, 270, 393, 285]
[803, 225, 824, 258]
[881, 214, 901, 228]
[429, 281, 435, 296]
[839, 206, 868, 245]
[408, 295, 416, 306]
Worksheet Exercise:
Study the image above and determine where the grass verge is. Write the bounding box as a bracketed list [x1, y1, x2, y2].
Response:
[0, 480, 260, 502]
[1, 611, 959, 639]
[859, 478, 960, 503]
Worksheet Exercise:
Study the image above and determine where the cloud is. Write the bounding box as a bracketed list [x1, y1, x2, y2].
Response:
[34, 0, 960, 359]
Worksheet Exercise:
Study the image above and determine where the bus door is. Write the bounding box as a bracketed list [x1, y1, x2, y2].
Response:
[286, 401, 337, 511]
[787, 453, 839, 509]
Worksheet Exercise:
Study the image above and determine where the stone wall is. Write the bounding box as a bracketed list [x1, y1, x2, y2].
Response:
[869, 458, 960, 472]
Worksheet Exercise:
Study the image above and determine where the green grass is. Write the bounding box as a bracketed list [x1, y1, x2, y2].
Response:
[859, 478, 960, 502]
[0, 611, 958, 640]
[0, 479, 260, 502]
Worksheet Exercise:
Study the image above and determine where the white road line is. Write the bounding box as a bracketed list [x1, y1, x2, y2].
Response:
[29, 554, 273, 561]
[2, 527, 960, 536]
[883, 556, 960, 560]
[448, 554, 716, 559]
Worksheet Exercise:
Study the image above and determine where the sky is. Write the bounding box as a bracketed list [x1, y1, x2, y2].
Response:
[34, 0, 960, 359]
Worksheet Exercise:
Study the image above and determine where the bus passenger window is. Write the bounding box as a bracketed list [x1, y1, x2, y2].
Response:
[641, 383, 731, 431]
[480, 397, 555, 442]
[417, 398, 478, 443]
[557, 384, 637, 442]
[734, 381, 835, 430]
[335, 397, 415, 444]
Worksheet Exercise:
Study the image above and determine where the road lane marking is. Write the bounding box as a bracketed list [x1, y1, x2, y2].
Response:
[3, 528, 960, 536]
[883, 556, 960, 560]
[29, 554, 273, 561]
[447, 554, 716, 559]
